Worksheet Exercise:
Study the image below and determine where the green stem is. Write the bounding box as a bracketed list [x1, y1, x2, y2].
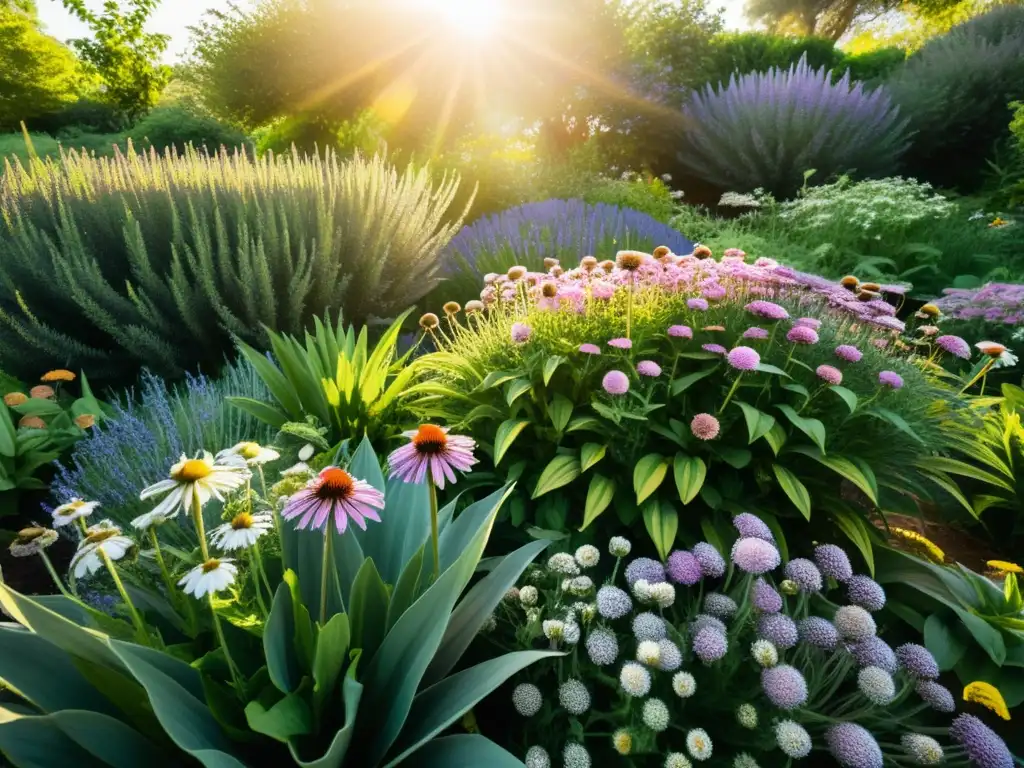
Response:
[959, 359, 995, 395]
[101, 550, 148, 644]
[719, 373, 744, 414]
[210, 597, 244, 694]
[254, 541, 274, 601]
[250, 547, 270, 618]
[191, 494, 210, 561]
[429, 481, 440, 581]
[149, 527, 178, 601]
[38, 550, 73, 599]
[320, 529, 333, 626]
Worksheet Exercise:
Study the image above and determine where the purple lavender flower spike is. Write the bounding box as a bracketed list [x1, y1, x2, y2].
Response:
[825, 723, 883, 768]
[949, 714, 1014, 768]
[666, 550, 703, 585]
[915, 680, 955, 712]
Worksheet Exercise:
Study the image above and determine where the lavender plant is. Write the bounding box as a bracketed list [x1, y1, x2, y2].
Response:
[498, 516, 1018, 766]
[678, 56, 910, 197]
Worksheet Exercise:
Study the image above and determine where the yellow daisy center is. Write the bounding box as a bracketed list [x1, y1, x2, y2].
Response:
[230, 512, 254, 530]
[238, 442, 262, 459]
[86, 528, 118, 544]
[202, 558, 222, 573]
[987, 560, 1023, 575]
[173, 459, 213, 482]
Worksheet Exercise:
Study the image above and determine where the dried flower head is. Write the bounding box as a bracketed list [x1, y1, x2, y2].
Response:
[29, 384, 55, 399]
[442, 301, 461, 315]
[3, 391, 27, 406]
[419, 312, 440, 330]
[8, 526, 58, 557]
[616, 250, 647, 271]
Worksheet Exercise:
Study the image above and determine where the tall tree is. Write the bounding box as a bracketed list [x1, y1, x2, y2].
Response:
[60, 0, 171, 123]
[745, 0, 966, 40]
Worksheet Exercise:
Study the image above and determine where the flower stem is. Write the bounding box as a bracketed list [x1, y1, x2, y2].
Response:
[210, 597, 244, 694]
[101, 550, 148, 644]
[429, 481, 440, 581]
[251, 545, 272, 617]
[718, 373, 744, 414]
[38, 551, 73, 599]
[191, 494, 210, 561]
[319, 529, 333, 625]
[149, 527, 178, 599]
[253, 541, 274, 602]
[959, 359, 995, 394]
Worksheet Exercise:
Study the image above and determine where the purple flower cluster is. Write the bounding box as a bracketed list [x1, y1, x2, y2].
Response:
[625, 557, 666, 587]
[692, 542, 726, 577]
[727, 346, 761, 370]
[666, 550, 702, 585]
[731, 537, 781, 574]
[949, 714, 1014, 768]
[797, 616, 838, 650]
[835, 344, 863, 362]
[826, 723, 883, 768]
[602, 370, 630, 395]
[693, 627, 728, 663]
[933, 282, 1024, 327]
[895, 643, 939, 679]
[935, 334, 971, 359]
[752, 577, 783, 612]
[733, 512, 774, 541]
[745, 300, 790, 320]
[757, 613, 798, 648]
[743, 326, 769, 339]
[815, 544, 853, 582]
[786, 325, 819, 344]
[850, 637, 898, 673]
[761, 664, 808, 709]
[784, 558, 822, 592]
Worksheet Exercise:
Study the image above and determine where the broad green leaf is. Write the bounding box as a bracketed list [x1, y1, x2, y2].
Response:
[566, 415, 601, 433]
[245, 693, 313, 742]
[771, 464, 811, 520]
[543, 355, 567, 386]
[952, 607, 1007, 666]
[788, 446, 878, 503]
[479, 370, 519, 390]
[633, 453, 668, 504]
[237, 341, 301, 418]
[581, 474, 616, 530]
[830, 386, 858, 413]
[830, 507, 876, 576]
[642, 498, 678, 561]
[548, 394, 573, 433]
[764, 422, 787, 455]
[756, 362, 791, 378]
[716, 446, 752, 469]
[580, 443, 607, 472]
[923, 613, 968, 671]
[313, 614, 350, 715]
[673, 453, 706, 505]
[287, 677, 363, 768]
[349, 559, 391, 666]
[386, 548, 424, 632]
[917, 456, 1015, 493]
[399, 734, 525, 768]
[532, 455, 581, 499]
[505, 378, 532, 406]
[776, 405, 827, 453]
[437, 486, 513, 575]
[265, 581, 300, 694]
[699, 484, 722, 509]
[225, 397, 290, 429]
[12, 399, 64, 418]
[782, 383, 810, 399]
[671, 367, 715, 395]
[734, 401, 775, 444]
[493, 419, 530, 465]
[919, 469, 978, 518]
[0, 403, 16, 457]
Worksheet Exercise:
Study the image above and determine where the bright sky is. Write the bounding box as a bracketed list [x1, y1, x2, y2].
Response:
[36, 0, 749, 63]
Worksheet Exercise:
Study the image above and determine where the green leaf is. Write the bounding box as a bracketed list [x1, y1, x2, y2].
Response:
[237, 340, 302, 418]
[313, 613, 350, 715]
[386, 548, 424, 632]
[782, 383, 810, 399]
[776, 404, 826, 453]
[671, 368, 715, 395]
[581, 474, 616, 531]
[479, 371, 519, 390]
[397, 735, 525, 768]
[764, 422, 787, 455]
[0, 403, 16, 457]
[548, 394, 573, 433]
[830, 386, 858, 413]
[566, 415, 601, 433]
[917, 456, 1015, 493]
[531, 454, 581, 499]
[923, 613, 968, 671]
[642, 498, 678, 561]
[505, 378, 532, 407]
[952, 607, 1007, 666]
[245, 694, 313, 743]
[12, 399, 64, 417]
[699, 484, 722, 509]
[716, 446, 752, 469]
[830, 507, 876, 576]
[287, 677, 363, 768]
[756, 362, 791, 378]
[349, 559, 391, 665]
[734, 401, 775, 444]
[633, 453, 668, 504]
[225, 397, 289, 430]
[673, 453, 706, 505]
[580, 443, 606, 472]
[265, 580, 300, 694]
[869, 408, 925, 444]
[771, 464, 811, 520]
[788, 446, 878, 503]
[493, 419, 530, 465]
[543, 355, 567, 386]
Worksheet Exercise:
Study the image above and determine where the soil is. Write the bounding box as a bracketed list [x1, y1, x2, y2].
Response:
[877, 509, 1009, 573]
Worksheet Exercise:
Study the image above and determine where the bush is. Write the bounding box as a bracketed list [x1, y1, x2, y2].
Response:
[127, 106, 251, 154]
[886, 9, 1024, 191]
[837, 47, 907, 83]
[438, 200, 694, 304]
[697, 32, 844, 88]
[0, 147, 465, 385]
[678, 57, 910, 198]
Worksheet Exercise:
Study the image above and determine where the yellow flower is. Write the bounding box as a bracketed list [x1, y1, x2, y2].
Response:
[963, 681, 1010, 721]
[919, 303, 941, 318]
[987, 560, 1024, 575]
[40, 369, 76, 383]
[612, 729, 633, 756]
[3, 392, 27, 407]
[890, 527, 946, 564]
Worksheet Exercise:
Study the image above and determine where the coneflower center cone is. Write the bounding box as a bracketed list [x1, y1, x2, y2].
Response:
[314, 467, 356, 499]
[412, 424, 448, 455]
[174, 460, 213, 482]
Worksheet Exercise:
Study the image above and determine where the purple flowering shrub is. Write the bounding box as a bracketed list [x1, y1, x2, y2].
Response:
[409, 246, 962, 558]
[498, 518, 1014, 766]
[678, 56, 910, 197]
[926, 284, 1024, 365]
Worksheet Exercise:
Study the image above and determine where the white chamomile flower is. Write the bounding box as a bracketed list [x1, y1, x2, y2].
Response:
[977, 341, 1018, 368]
[52, 498, 99, 527]
[219, 441, 280, 466]
[637, 640, 661, 666]
[139, 451, 250, 520]
[70, 521, 135, 579]
[179, 558, 238, 598]
[298, 443, 316, 462]
[210, 512, 274, 551]
[543, 619, 565, 642]
[575, 544, 600, 568]
[686, 728, 713, 761]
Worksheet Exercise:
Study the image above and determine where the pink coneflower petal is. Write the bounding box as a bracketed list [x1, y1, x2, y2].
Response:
[387, 425, 478, 490]
[282, 468, 384, 535]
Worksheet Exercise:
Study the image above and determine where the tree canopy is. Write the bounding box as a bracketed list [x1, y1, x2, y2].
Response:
[744, 0, 969, 40]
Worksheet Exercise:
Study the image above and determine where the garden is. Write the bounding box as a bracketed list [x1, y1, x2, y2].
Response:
[0, 0, 1024, 765]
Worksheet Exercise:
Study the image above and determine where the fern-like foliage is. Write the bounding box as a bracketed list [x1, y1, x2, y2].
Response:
[678, 55, 910, 198]
[0, 144, 465, 385]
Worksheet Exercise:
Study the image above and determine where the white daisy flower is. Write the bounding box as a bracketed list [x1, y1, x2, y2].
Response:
[219, 441, 280, 466]
[976, 341, 1018, 368]
[70, 521, 135, 579]
[210, 512, 274, 551]
[52, 498, 99, 527]
[130, 508, 172, 530]
[281, 462, 312, 477]
[298, 443, 315, 462]
[139, 451, 251, 521]
[179, 558, 238, 598]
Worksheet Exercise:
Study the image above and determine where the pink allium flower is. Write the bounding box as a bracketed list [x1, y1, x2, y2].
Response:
[388, 425, 478, 489]
[592, 281, 616, 299]
[794, 317, 822, 329]
[282, 467, 385, 534]
[786, 325, 819, 345]
[637, 360, 662, 377]
[668, 325, 693, 339]
[702, 285, 727, 301]
[608, 337, 633, 350]
[745, 300, 790, 321]
[743, 327, 769, 340]
[879, 371, 904, 389]
[511, 323, 532, 343]
[702, 343, 727, 355]
[816, 365, 842, 385]
[835, 345, 862, 362]
[935, 335, 970, 359]
[579, 343, 601, 355]
[731, 537, 781, 574]
[727, 346, 760, 371]
[688, 298, 709, 311]
[690, 413, 720, 440]
[603, 370, 630, 395]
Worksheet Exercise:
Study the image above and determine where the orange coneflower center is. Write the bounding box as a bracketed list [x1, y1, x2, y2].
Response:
[980, 343, 1006, 356]
[412, 424, 448, 455]
[202, 558, 221, 573]
[173, 459, 213, 482]
[315, 467, 355, 500]
[230, 512, 254, 530]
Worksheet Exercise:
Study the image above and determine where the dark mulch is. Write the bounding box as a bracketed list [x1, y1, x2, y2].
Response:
[879, 509, 1008, 574]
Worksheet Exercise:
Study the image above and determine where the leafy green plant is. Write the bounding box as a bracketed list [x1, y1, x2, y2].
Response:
[127, 106, 252, 154]
[697, 31, 845, 88]
[0, 147, 465, 386]
[837, 47, 907, 83]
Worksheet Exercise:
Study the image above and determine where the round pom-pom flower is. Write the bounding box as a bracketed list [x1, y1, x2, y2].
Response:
[688, 298, 709, 311]
[762, 664, 808, 709]
[736, 703, 758, 729]
[619, 662, 652, 697]
[667, 550, 703, 585]
[751, 639, 779, 667]
[543, 620, 565, 642]
[858, 666, 896, 704]
[633, 612, 667, 642]
[694, 627, 728, 663]
[752, 578, 782, 613]
[704, 592, 738, 618]
[732, 512, 774, 541]
[731, 537, 781, 574]
[547, 552, 579, 575]
[578, 343, 601, 355]
[672, 671, 697, 698]
[835, 605, 877, 642]
[936, 335, 971, 359]
[795, 317, 822, 329]
[916, 680, 955, 712]
[665, 753, 692, 768]
[602, 370, 630, 395]
[609, 536, 631, 557]
[727, 346, 761, 371]
[692, 613, 727, 635]
[826, 723, 883, 768]
[702, 343, 727, 355]
[642, 698, 670, 732]
[558, 679, 591, 715]
[668, 325, 693, 339]
[525, 746, 550, 768]
[693, 542, 726, 577]
[835, 344, 863, 362]
[686, 728, 713, 761]
[512, 683, 542, 716]
[895, 643, 939, 679]
[746, 300, 789, 320]
[637, 360, 662, 377]
[690, 413, 721, 440]
[816, 365, 843, 385]
[657, 639, 683, 671]
[511, 323, 532, 343]
[608, 337, 633, 349]
[757, 613, 798, 648]
[879, 371, 904, 389]
[519, 585, 538, 606]
[949, 714, 1014, 768]
[563, 742, 591, 768]
[787, 325, 819, 344]
[775, 720, 812, 759]
[784, 558, 823, 592]
[585, 628, 619, 665]
[851, 636, 897, 672]
[900, 734, 944, 765]
[798, 616, 839, 650]
[815, 544, 853, 581]
[743, 327, 769, 339]
[574, 544, 600, 568]
[626, 557, 666, 586]
[596, 586, 632, 619]
[637, 640, 661, 666]
[847, 575, 886, 611]
[612, 729, 633, 756]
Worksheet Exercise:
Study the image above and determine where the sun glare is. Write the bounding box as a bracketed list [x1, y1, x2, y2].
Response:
[426, 0, 503, 36]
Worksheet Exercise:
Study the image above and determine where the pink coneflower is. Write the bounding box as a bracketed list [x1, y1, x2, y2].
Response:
[879, 371, 904, 389]
[835, 345, 862, 362]
[794, 317, 821, 329]
[702, 343, 727, 355]
[668, 325, 693, 339]
[786, 326, 819, 345]
[746, 301, 790, 321]
[637, 360, 662, 377]
[727, 346, 760, 371]
[608, 337, 633, 350]
[935, 335, 970, 359]
[603, 370, 630, 394]
[282, 467, 385, 534]
[688, 298, 709, 311]
[579, 343, 601, 355]
[511, 323, 532, 343]
[816, 365, 843, 385]
[691, 413, 721, 440]
[388, 425, 478, 489]
[743, 327, 769, 340]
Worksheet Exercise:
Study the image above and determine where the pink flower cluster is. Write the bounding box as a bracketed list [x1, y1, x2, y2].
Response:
[932, 283, 1024, 325]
